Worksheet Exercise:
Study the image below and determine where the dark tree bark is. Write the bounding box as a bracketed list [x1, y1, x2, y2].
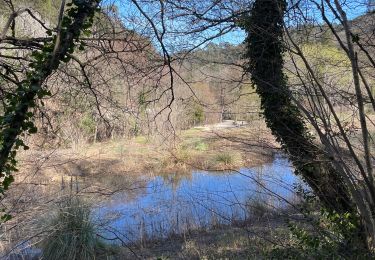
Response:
[242, 0, 369, 252]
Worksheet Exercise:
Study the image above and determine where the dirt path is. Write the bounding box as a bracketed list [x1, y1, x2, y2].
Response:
[195, 120, 249, 131]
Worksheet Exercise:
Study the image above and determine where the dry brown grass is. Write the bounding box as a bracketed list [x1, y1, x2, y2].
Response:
[162, 120, 278, 171]
[114, 222, 290, 259]
[15, 120, 277, 191]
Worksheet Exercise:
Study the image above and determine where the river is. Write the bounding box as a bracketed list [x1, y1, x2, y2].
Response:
[94, 154, 300, 244]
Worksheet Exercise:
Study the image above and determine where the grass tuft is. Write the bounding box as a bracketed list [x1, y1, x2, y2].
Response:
[215, 152, 234, 165]
[41, 198, 115, 260]
[195, 141, 208, 151]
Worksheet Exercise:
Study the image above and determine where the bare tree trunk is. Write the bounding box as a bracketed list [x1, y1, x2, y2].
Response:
[333, 0, 374, 198]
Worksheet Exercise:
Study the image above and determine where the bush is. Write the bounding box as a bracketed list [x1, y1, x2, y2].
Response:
[195, 141, 208, 151]
[266, 188, 374, 259]
[215, 152, 234, 165]
[79, 113, 96, 136]
[42, 198, 98, 260]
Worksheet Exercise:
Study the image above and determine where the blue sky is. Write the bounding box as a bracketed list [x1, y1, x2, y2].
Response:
[101, 0, 370, 51]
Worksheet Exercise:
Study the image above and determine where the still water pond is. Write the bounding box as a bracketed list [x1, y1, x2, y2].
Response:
[95, 154, 300, 243]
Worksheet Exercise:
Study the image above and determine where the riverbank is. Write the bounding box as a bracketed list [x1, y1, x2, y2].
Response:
[18, 120, 278, 184]
[113, 221, 291, 259]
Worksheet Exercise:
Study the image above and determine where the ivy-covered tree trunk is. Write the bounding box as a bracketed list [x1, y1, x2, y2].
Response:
[0, 0, 100, 198]
[242, 0, 368, 252]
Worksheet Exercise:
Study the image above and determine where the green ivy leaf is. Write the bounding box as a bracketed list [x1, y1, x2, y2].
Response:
[1, 214, 12, 222]
[28, 126, 38, 134]
[3, 175, 14, 190]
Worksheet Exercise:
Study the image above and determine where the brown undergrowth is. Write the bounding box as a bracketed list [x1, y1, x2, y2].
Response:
[18, 120, 278, 184]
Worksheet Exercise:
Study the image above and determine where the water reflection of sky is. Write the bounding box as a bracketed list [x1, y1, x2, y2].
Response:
[95, 154, 301, 243]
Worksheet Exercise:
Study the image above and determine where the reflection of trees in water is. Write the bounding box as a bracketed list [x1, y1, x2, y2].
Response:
[246, 166, 277, 220]
[158, 171, 193, 192]
[100, 175, 150, 204]
[98, 159, 299, 244]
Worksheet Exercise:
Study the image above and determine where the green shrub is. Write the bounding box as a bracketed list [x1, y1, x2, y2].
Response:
[215, 152, 234, 165]
[42, 198, 98, 260]
[79, 113, 96, 136]
[188, 103, 205, 126]
[195, 141, 208, 151]
[266, 188, 374, 259]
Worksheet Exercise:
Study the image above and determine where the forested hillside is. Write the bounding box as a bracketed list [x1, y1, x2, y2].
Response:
[1, 0, 256, 149]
